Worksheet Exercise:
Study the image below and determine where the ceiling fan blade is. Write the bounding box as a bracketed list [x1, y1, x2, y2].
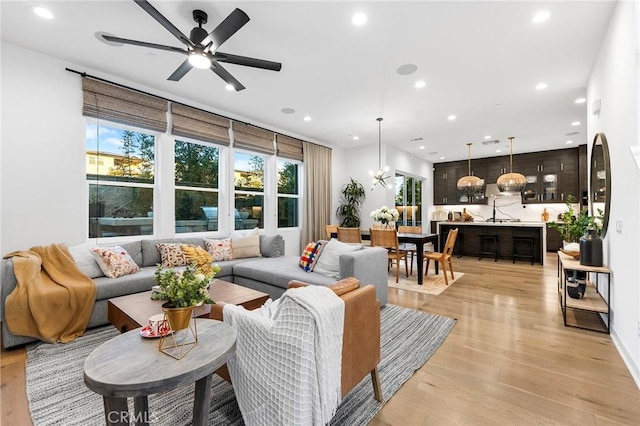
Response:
[210, 61, 246, 91]
[213, 52, 282, 71]
[168, 59, 193, 81]
[134, 0, 195, 48]
[201, 8, 250, 51]
[101, 35, 188, 54]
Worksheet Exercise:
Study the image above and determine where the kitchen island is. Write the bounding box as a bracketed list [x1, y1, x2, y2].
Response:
[437, 221, 547, 265]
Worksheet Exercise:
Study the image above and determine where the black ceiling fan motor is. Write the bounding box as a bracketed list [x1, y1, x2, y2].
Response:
[190, 10, 208, 44]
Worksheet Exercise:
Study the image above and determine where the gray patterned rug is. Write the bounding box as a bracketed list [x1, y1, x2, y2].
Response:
[26, 304, 456, 425]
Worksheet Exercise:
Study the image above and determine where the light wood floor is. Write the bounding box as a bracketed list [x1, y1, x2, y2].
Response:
[2, 254, 639, 425]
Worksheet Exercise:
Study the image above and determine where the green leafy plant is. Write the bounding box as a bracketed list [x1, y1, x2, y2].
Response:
[151, 264, 219, 308]
[336, 178, 366, 227]
[548, 195, 601, 244]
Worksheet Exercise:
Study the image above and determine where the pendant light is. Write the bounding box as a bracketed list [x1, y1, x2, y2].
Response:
[456, 143, 484, 195]
[497, 136, 526, 195]
[369, 117, 391, 190]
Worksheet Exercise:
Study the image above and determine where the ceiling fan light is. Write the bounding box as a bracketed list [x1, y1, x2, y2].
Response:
[188, 53, 211, 69]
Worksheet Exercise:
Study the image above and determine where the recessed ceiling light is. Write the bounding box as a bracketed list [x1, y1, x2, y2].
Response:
[303, 116, 311, 122]
[30, 5, 54, 20]
[496, 149, 502, 153]
[439, 156, 445, 160]
[532, 10, 550, 24]
[484, 135, 491, 140]
[281, 107, 295, 114]
[397, 64, 418, 75]
[536, 82, 548, 90]
[414, 80, 426, 89]
[145, 52, 155, 58]
[225, 84, 235, 91]
[419, 146, 425, 150]
[566, 140, 574, 144]
[447, 115, 456, 121]
[574, 97, 586, 104]
[494, 103, 503, 108]
[352, 136, 359, 140]
[352, 12, 368, 26]
[571, 121, 581, 126]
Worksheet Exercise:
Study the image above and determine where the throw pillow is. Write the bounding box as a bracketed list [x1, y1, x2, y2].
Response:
[260, 234, 283, 258]
[181, 244, 214, 274]
[90, 246, 141, 278]
[313, 238, 362, 279]
[68, 243, 104, 278]
[299, 241, 326, 272]
[204, 238, 234, 261]
[231, 227, 262, 259]
[155, 243, 194, 267]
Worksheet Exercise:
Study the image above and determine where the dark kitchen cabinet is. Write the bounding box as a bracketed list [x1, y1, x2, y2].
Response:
[433, 163, 460, 205]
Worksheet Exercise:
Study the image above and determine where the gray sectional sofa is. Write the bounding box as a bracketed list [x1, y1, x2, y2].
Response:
[1, 236, 388, 348]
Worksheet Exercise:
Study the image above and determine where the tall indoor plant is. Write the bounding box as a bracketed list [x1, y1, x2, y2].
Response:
[336, 178, 366, 227]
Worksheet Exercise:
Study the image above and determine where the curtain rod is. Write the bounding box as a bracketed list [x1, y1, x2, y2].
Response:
[65, 67, 323, 147]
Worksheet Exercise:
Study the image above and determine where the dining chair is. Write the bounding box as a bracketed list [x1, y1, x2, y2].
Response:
[397, 225, 422, 275]
[424, 228, 458, 285]
[370, 228, 409, 283]
[326, 224, 339, 240]
[337, 227, 362, 243]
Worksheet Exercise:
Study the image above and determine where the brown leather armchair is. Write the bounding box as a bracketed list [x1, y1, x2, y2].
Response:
[210, 277, 382, 401]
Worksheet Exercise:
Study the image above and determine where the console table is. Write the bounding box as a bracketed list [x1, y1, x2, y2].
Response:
[84, 319, 236, 425]
[557, 252, 611, 333]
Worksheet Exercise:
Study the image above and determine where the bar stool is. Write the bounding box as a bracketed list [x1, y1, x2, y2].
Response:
[512, 235, 534, 265]
[455, 232, 465, 258]
[478, 234, 498, 262]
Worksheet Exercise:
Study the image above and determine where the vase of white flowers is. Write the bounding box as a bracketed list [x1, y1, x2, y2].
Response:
[371, 206, 400, 229]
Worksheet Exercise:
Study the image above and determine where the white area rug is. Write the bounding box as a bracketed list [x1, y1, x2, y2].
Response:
[388, 267, 464, 295]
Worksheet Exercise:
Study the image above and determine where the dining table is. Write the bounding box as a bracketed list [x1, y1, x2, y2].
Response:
[331, 230, 440, 285]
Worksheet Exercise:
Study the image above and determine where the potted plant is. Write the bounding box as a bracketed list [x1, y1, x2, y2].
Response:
[370, 206, 400, 228]
[336, 178, 366, 227]
[151, 264, 219, 330]
[548, 194, 601, 250]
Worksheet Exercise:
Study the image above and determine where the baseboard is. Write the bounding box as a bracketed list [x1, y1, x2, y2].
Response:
[611, 326, 640, 390]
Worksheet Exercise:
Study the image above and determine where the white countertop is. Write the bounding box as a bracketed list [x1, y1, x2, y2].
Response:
[437, 221, 546, 228]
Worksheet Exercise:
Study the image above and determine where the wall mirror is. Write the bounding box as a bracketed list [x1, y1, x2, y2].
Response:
[590, 132, 611, 238]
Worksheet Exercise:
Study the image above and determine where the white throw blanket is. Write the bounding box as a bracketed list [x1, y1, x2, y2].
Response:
[223, 285, 345, 426]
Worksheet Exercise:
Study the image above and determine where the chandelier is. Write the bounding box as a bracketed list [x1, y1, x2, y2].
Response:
[456, 143, 484, 195]
[370, 117, 391, 190]
[497, 136, 526, 195]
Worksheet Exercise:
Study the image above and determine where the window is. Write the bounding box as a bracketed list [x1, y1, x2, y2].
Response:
[395, 173, 422, 227]
[87, 123, 155, 238]
[277, 158, 300, 228]
[174, 139, 220, 233]
[234, 152, 264, 229]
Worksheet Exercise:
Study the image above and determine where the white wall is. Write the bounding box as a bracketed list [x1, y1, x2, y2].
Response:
[332, 142, 432, 230]
[587, 0, 640, 386]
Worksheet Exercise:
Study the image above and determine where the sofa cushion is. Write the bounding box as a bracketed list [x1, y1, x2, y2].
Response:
[91, 246, 141, 279]
[68, 243, 103, 278]
[117, 241, 143, 267]
[299, 241, 325, 272]
[156, 242, 191, 267]
[92, 267, 157, 300]
[233, 256, 337, 290]
[204, 238, 234, 261]
[141, 238, 205, 267]
[260, 234, 284, 258]
[231, 228, 262, 259]
[313, 239, 362, 279]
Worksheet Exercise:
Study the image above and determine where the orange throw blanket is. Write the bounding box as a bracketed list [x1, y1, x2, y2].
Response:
[4, 244, 97, 344]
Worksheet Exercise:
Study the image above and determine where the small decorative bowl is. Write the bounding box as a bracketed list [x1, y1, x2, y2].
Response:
[560, 249, 580, 260]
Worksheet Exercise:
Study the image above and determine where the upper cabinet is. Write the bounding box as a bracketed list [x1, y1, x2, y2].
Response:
[433, 147, 584, 205]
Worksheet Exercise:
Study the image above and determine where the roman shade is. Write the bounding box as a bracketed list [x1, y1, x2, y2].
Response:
[276, 134, 304, 161]
[171, 103, 231, 145]
[82, 77, 168, 133]
[232, 121, 275, 155]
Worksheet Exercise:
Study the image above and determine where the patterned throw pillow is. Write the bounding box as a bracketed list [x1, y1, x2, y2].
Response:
[204, 238, 234, 261]
[181, 244, 214, 274]
[299, 241, 326, 272]
[156, 243, 190, 267]
[90, 246, 140, 278]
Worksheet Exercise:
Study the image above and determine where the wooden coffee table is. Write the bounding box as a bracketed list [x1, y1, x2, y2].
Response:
[108, 279, 269, 333]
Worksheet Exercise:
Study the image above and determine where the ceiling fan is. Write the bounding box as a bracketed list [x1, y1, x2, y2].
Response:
[101, 0, 282, 91]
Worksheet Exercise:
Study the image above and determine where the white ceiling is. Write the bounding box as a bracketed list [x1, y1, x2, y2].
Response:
[1, 1, 616, 162]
